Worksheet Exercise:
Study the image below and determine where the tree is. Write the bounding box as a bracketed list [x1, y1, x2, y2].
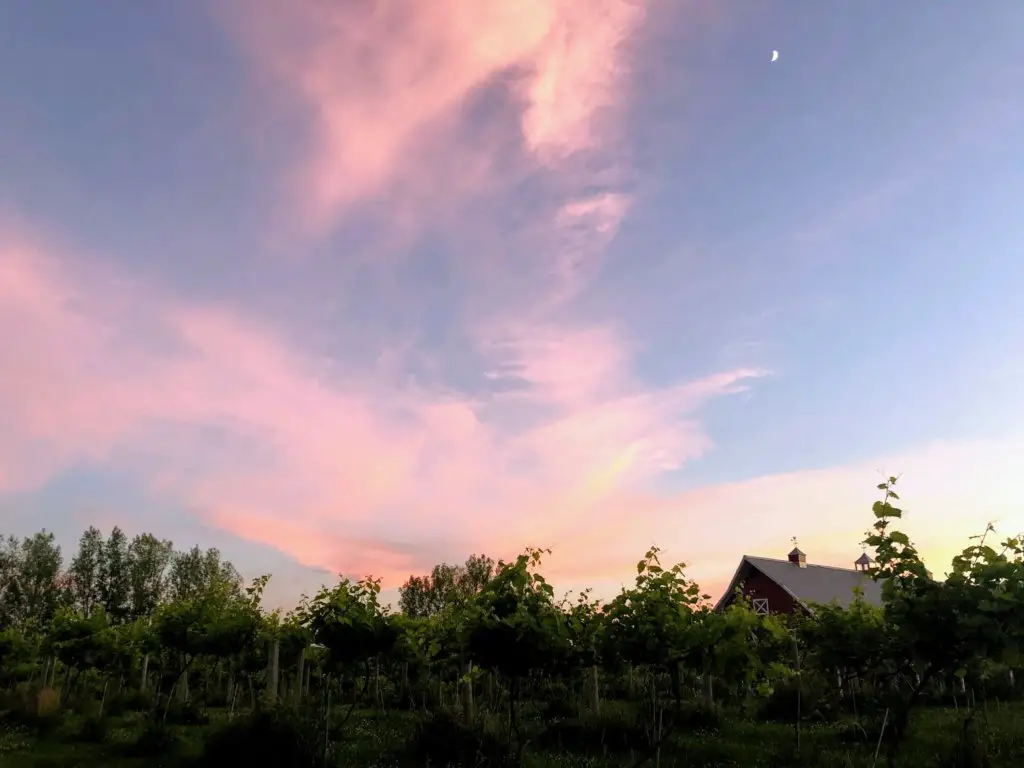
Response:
[459, 554, 496, 595]
[127, 533, 174, 620]
[17, 531, 65, 628]
[467, 548, 568, 756]
[601, 546, 707, 681]
[151, 573, 262, 718]
[100, 527, 130, 623]
[0, 535, 25, 627]
[169, 545, 241, 603]
[399, 554, 495, 618]
[799, 590, 891, 699]
[49, 606, 135, 708]
[69, 526, 105, 617]
[303, 576, 397, 672]
[559, 589, 605, 712]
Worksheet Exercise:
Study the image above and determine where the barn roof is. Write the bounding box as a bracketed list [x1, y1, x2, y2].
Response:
[714, 555, 883, 613]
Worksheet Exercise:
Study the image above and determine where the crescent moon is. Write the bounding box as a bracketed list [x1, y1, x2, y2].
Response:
[771, 50, 779, 62]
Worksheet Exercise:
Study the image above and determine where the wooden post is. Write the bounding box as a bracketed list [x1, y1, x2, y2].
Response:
[295, 647, 306, 705]
[461, 659, 475, 724]
[267, 639, 280, 703]
[178, 655, 189, 703]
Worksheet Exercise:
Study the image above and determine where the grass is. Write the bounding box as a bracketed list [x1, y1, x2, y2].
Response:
[1, 701, 1022, 767]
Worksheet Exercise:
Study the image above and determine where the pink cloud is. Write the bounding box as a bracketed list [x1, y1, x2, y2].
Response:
[520, 1, 639, 157]
[13, 2, 1012, 605]
[5, 231, 1022, 598]
[218, 0, 645, 235]
[0, 225, 764, 586]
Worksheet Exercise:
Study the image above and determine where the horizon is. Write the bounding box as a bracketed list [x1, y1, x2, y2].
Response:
[2, 2, 1023, 613]
[1, 485, 984, 613]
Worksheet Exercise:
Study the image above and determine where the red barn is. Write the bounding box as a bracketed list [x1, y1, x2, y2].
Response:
[714, 546, 882, 616]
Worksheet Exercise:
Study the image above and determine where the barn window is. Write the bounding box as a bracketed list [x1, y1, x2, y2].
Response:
[752, 598, 769, 615]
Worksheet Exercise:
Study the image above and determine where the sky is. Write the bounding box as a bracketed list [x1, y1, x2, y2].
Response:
[1, 1, 1023, 610]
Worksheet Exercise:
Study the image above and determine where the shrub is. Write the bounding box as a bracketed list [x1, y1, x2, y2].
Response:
[76, 714, 108, 743]
[403, 709, 509, 767]
[539, 711, 646, 755]
[0, 687, 63, 735]
[674, 701, 723, 732]
[758, 676, 833, 724]
[116, 688, 156, 713]
[164, 700, 210, 726]
[126, 721, 182, 758]
[197, 708, 326, 768]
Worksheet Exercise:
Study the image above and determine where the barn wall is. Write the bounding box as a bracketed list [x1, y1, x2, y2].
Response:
[736, 568, 798, 615]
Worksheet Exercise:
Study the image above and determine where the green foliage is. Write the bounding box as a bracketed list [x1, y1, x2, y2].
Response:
[126, 533, 174, 620]
[151, 585, 261, 665]
[99, 527, 131, 624]
[467, 548, 568, 679]
[601, 546, 707, 672]
[0, 628, 33, 684]
[4, 476, 1024, 766]
[799, 592, 890, 682]
[398, 553, 496, 618]
[302, 576, 397, 671]
[49, 608, 124, 676]
[863, 476, 1024, 760]
[0, 531, 64, 629]
[866, 477, 1024, 678]
[68, 527, 105, 618]
[559, 588, 604, 672]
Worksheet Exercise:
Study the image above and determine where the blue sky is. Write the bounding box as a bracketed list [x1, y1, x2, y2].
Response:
[1, 1, 1022, 608]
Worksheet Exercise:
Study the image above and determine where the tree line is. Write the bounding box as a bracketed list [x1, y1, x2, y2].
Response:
[0, 479, 1022, 766]
[0, 527, 237, 630]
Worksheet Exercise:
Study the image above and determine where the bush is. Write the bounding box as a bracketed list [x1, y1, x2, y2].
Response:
[196, 708, 325, 768]
[539, 710, 646, 755]
[538, 701, 718, 756]
[403, 709, 509, 767]
[758, 676, 834, 724]
[76, 714, 108, 743]
[0, 687, 62, 735]
[126, 721, 182, 758]
[0, 723, 31, 755]
[164, 700, 210, 726]
[674, 701, 723, 732]
[116, 688, 156, 713]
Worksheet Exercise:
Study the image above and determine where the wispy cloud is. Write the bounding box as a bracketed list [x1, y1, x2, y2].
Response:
[220, 0, 645, 237]
[4, 227, 1020, 595]
[0, 224, 763, 585]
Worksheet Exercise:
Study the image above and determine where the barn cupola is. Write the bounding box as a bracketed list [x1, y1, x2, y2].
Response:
[788, 538, 807, 568]
[854, 552, 874, 572]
